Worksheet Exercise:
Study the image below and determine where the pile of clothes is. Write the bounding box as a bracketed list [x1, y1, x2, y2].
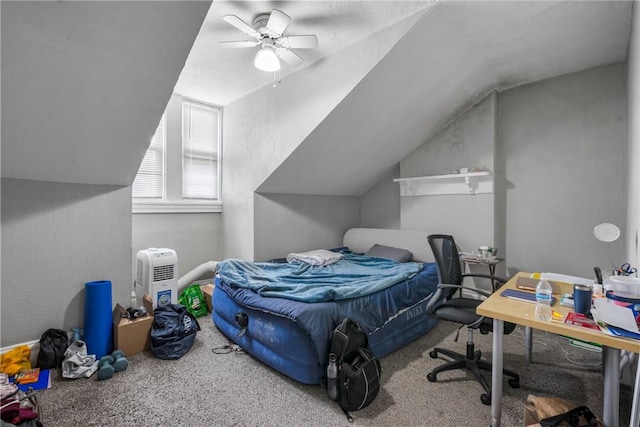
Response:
[0, 374, 41, 427]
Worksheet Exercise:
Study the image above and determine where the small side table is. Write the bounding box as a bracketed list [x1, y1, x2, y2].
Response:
[460, 256, 504, 277]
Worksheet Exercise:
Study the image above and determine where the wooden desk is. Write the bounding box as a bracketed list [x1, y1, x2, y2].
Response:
[476, 272, 640, 427]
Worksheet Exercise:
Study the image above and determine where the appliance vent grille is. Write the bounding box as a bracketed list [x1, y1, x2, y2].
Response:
[153, 264, 175, 282]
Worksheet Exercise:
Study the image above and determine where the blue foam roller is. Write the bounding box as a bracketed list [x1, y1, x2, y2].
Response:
[84, 280, 113, 359]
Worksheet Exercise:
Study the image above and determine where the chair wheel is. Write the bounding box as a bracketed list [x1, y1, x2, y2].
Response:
[427, 372, 437, 382]
[429, 350, 438, 359]
[481, 393, 491, 405]
[508, 378, 520, 388]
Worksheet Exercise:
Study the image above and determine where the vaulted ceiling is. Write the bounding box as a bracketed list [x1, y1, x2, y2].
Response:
[258, 1, 633, 196]
[1, 1, 633, 193]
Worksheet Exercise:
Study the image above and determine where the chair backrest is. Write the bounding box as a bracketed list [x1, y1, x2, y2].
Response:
[427, 234, 463, 301]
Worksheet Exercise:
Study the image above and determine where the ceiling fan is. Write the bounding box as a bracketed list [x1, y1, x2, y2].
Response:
[220, 9, 318, 72]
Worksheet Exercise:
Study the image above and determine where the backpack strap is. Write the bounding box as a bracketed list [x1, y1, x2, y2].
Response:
[341, 407, 354, 423]
[331, 328, 350, 361]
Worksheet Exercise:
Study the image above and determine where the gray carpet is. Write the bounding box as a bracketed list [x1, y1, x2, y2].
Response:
[37, 317, 633, 426]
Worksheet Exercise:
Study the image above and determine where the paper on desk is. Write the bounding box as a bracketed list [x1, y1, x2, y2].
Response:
[538, 272, 593, 287]
[591, 298, 640, 333]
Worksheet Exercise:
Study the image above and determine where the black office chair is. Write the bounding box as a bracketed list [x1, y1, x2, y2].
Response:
[426, 234, 520, 405]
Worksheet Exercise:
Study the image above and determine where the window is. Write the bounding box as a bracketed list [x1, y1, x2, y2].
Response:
[132, 95, 222, 213]
[132, 115, 165, 199]
[182, 101, 220, 200]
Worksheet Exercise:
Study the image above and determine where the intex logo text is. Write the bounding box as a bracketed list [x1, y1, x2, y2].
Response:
[406, 304, 424, 320]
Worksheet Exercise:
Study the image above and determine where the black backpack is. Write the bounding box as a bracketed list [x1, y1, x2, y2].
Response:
[150, 304, 200, 360]
[36, 328, 69, 370]
[328, 318, 381, 420]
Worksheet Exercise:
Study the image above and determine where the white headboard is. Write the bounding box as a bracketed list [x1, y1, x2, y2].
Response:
[343, 228, 434, 263]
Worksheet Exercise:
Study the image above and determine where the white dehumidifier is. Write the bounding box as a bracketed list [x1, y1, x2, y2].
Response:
[135, 248, 178, 308]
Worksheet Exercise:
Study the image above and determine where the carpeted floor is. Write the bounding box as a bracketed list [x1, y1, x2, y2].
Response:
[37, 316, 634, 426]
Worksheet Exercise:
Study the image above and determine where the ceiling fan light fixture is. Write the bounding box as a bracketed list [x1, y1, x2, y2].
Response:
[254, 46, 280, 72]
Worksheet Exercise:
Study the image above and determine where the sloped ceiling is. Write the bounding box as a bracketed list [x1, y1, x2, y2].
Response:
[1, 1, 632, 193]
[258, 1, 632, 196]
[175, 1, 435, 106]
[1, 1, 211, 185]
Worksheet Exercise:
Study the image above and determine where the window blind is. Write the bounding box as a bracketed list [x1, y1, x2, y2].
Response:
[182, 102, 219, 200]
[132, 115, 165, 198]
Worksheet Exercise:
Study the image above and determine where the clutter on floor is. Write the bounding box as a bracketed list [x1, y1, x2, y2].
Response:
[0, 278, 209, 426]
[61, 340, 98, 379]
[96, 350, 129, 381]
[0, 373, 41, 426]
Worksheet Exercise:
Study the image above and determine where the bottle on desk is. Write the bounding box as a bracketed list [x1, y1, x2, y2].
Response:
[535, 279, 553, 321]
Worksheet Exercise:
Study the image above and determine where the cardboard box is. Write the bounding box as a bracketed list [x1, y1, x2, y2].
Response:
[142, 293, 153, 314]
[200, 283, 214, 312]
[112, 302, 154, 356]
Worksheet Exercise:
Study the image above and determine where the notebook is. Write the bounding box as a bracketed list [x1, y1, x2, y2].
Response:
[500, 288, 557, 305]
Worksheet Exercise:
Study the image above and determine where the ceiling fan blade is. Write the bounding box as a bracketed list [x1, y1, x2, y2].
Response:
[266, 9, 291, 38]
[219, 40, 261, 48]
[222, 15, 261, 39]
[278, 35, 318, 49]
[275, 47, 303, 67]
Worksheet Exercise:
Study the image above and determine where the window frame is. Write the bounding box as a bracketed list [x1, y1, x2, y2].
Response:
[132, 95, 223, 214]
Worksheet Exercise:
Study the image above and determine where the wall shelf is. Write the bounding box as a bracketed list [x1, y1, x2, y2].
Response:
[393, 171, 493, 196]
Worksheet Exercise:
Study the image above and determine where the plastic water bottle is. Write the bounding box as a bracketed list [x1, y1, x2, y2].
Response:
[327, 353, 339, 401]
[535, 279, 553, 321]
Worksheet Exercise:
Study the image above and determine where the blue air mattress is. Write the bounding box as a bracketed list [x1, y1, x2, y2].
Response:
[212, 256, 439, 384]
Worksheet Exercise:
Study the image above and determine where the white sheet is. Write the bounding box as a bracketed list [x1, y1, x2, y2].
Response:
[286, 249, 344, 267]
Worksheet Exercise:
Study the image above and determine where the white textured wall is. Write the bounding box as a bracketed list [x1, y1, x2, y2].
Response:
[1, 179, 131, 346]
[0, 1, 210, 347]
[132, 213, 222, 282]
[501, 64, 626, 277]
[254, 194, 359, 262]
[362, 65, 626, 280]
[627, 2, 640, 272]
[223, 17, 418, 260]
[360, 165, 401, 229]
[399, 93, 497, 255]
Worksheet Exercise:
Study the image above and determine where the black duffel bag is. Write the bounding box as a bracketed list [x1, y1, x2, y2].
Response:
[36, 328, 69, 369]
[150, 304, 200, 360]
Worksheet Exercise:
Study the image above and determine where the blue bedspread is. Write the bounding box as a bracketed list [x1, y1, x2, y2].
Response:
[217, 252, 423, 303]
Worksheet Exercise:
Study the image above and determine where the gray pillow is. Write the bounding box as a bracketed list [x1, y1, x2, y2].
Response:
[365, 244, 413, 262]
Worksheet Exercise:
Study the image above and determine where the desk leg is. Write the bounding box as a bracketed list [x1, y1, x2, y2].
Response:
[603, 347, 620, 427]
[491, 318, 504, 427]
[525, 326, 533, 364]
[631, 356, 640, 427]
